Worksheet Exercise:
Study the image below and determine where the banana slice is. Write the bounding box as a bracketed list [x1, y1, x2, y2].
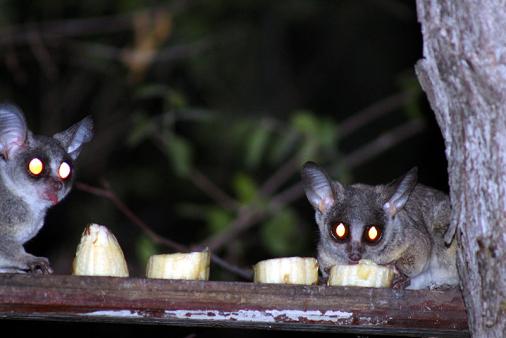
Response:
[327, 259, 394, 288]
[253, 257, 319, 285]
[72, 223, 129, 277]
[146, 250, 210, 280]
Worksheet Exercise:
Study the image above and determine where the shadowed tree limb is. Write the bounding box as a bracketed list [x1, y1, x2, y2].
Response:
[0, 3, 188, 45]
[201, 119, 425, 252]
[75, 181, 253, 280]
[339, 91, 415, 138]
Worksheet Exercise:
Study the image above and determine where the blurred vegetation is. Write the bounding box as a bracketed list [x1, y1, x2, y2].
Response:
[0, 0, 447, 285]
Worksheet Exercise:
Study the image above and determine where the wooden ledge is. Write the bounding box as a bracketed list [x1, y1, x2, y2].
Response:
[0, 274, 468, 337]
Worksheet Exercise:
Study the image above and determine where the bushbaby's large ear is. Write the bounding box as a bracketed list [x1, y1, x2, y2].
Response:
[301, 161, 342, 214]
[383, 167, 418, 217]
[0, 103, 27, 159]
[53, 116, 93, 160]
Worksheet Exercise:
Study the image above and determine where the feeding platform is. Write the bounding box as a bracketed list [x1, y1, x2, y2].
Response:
[0, 274, 468, 337]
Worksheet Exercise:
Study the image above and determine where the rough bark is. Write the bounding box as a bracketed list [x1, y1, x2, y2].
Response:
[415, 1, 506, 337]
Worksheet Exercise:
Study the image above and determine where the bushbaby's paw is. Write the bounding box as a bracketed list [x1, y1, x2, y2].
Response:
[26, 256, 53, 274]
[429, 283, 459, 291]
[392, 272, 410, 289]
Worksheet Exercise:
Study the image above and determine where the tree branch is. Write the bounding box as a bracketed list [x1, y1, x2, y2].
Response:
[153, 134, 240, 212]
[342, 119, 426, 168]
[75, 181, 253, 280]
[201, 119, 425, 252]
[27, 31, 59, 80]
[260, 91, 417, 197]
[188, 168, 240, 211]
[0, 4, 188, 45]
[339, 91, 413, 138]
[259, 155, 301, 196]
[72, 38, 212, 64]
[202, 209, 261, 252]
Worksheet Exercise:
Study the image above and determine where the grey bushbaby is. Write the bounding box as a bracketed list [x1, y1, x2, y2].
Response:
[0, 103, 93, 273]
[301, 161, 458, 289]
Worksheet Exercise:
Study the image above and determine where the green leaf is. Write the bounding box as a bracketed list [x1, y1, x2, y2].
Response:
[268, 128, 299, 164]
[127, 113, 155, 146]
[329, 162, 353, 185]
[136, 236, 158, 265]
[205, 207, 233, 234]
[297, 138, 319, 163]
[397, 71, 423, 120]
[233, 173, 258, 203]
[290, 111, 338, 162]
[317, 118, 338, 149]
[245, 123, 270, 168]
[260, 209, 304, 256]
[166, 133, 193, 177]
[135, 84, 170, 99]
[291, 110, 319, 136]
[404, 99, 423, 120]
[118, 0, 142, 11]
[165, 89, 187, 110]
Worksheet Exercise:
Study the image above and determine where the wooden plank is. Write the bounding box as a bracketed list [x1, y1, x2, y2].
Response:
[0, 274, 468, 336]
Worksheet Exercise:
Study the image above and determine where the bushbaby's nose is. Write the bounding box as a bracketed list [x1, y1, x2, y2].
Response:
[349, 252, 362, 263]
[50, 179, 63, 192]
[347, 241, 363, 263]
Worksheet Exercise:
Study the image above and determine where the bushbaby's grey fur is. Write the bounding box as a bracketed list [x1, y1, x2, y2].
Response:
[0, 103, 92, 273]
[301, 161, 458, 289]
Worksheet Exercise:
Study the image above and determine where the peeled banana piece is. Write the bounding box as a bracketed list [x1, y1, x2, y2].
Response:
[327, 259, 394, 288]
[146, 250, 210, 280]
[72, 223, 129, 277]
[253, 257, 319, 285]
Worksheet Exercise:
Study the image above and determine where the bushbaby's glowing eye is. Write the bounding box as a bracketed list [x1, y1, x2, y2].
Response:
[28, 158, 44, 176]
[58, 162, 71, 180]
[364, 225, 382, 244]
[330, 222, 349, 242]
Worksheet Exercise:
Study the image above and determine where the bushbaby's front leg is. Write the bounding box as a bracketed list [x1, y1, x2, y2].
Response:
[0, 237, 52, 274]
[393, 228, 431, 289]
[392, 270, 411, 289]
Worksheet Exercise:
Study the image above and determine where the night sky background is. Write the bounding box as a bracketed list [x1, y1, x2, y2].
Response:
[1, 1, 447, 337]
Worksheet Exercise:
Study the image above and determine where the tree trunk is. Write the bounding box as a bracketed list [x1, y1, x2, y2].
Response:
[415, 1, 506, 337]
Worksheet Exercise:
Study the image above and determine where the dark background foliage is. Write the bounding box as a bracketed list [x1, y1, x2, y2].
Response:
[1, 0, 446, 337]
